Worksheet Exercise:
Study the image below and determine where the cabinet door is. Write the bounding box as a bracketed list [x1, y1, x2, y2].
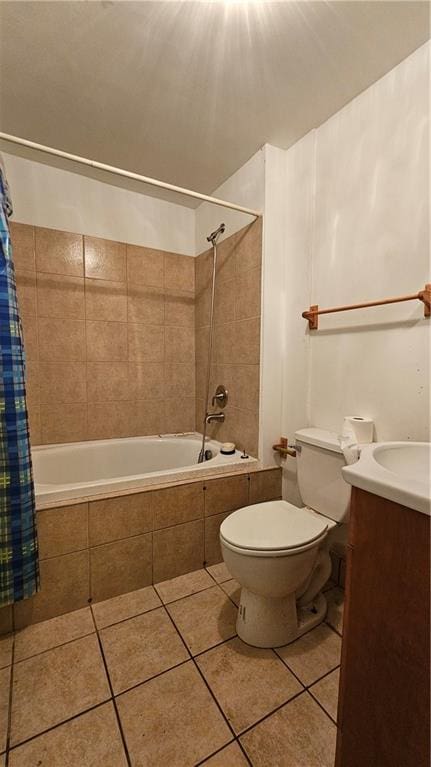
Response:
[336, 489, 430, 767]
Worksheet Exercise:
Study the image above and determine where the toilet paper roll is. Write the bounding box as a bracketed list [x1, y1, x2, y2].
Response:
[342, 416, 374, 444]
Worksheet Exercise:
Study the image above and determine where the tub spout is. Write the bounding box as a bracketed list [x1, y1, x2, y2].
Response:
[205, 412, 225, 424]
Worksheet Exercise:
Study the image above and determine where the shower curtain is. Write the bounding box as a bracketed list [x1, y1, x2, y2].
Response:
[0, 164, 39, 608]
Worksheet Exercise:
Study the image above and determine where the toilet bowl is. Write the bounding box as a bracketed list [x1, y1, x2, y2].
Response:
[220, 428, 351, 648]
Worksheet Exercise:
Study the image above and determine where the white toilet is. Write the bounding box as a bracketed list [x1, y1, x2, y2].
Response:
[220, 428, 350, 648]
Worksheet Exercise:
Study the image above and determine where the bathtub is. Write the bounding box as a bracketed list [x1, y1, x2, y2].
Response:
[32, 433, 257, 505]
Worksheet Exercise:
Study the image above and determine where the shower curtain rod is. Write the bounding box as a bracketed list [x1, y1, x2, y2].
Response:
[0, 132, 261, 218]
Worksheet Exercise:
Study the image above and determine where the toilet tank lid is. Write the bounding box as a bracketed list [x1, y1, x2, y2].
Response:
[295, 428, 342, 454]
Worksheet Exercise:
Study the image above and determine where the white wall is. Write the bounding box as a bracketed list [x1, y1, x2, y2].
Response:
[2, 152, 196, 255]
[279, 42, 430, 500]
[194, 149, 265, 254]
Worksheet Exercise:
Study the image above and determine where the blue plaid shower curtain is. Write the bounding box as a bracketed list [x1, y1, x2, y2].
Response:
[0, 166, 39, 607]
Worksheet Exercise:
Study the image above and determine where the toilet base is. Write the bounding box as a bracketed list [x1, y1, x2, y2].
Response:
[236, 588, 327, 649]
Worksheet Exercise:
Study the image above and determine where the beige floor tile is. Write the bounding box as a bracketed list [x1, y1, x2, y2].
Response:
[0, 666, 11, 753]
[117, 661, 231, 766]
[206, 562, 232, 584]
[100, 607, 188, 694]
[155, 569, 214, 604]
[201, 741, 248, 766]
[92, 585, 161, 629]
[8, 703, 128, 767]
[166, 586, 237, 655]
[310, 668, 340, 722]
[276, 624, 342, 687]
[10, 634, 110, 746]
[220, 579, 241, 606]
[14, 607, 94, 662]
[0, 635, 13, 669]
[197, 637, 302, 734]
[326, 587, 345, 634]
[240, 692, 336, 767]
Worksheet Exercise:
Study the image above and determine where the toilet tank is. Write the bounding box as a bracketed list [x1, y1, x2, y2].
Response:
[295, 428, 351, 523]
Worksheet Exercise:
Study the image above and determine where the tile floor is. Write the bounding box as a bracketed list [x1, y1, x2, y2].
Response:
[0, 561, 344, 766]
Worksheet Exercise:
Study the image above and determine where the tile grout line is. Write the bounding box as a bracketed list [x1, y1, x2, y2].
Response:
[92, 606, 132, 767]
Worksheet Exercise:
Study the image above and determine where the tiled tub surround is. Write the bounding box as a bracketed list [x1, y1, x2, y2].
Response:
[0, 564, 343, 766]
[0, 468, 281, 634]
[195, 219, 262, 457]
[10, 221, 197, 445]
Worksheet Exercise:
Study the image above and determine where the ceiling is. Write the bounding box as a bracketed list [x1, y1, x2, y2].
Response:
[0, 1, 429, 207]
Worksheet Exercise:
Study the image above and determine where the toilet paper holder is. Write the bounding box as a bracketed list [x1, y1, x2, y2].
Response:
[272, 437, 300, 458]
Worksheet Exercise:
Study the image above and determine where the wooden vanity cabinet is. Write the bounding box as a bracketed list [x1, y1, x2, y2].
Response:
[335, 488, 430, 767]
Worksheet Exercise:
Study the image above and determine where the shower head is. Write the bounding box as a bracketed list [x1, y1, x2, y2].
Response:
[207, 223, 225, 244]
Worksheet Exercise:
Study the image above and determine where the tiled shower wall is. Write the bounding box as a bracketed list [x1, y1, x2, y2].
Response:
[10, 222, 196, 444]
[195, 219, 262, 457]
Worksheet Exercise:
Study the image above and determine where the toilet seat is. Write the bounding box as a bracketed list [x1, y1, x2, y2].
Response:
[220, 500, 329, 558]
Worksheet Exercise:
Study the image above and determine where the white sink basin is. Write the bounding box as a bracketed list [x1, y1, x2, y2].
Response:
[342, 442, 430, 515]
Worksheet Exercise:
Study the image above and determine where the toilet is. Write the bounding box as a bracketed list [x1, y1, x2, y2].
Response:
[220, 428, 351, 648]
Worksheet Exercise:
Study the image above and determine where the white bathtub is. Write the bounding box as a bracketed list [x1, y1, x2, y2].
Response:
[32, 433, 257, 506]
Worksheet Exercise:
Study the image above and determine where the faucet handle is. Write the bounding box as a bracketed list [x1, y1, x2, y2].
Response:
[212, 384, 228, 408]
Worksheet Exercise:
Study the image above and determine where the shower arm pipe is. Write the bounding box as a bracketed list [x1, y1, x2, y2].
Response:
[0, 132, 261, 218]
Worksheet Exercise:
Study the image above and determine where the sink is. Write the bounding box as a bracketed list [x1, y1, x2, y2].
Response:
[342, 442, 430, 515]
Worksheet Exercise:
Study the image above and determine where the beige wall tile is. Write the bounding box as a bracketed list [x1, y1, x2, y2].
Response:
[231, 407, 259, 457]
[165, 290, 195, 328]
[249, 468, 282, 504]
[153, 519, 204, 582]
[40, 403, 87, 444]
[84, 236, 126, 282]
[195, 325, 210, 362]
[236, 266, 261, 320]
[204, 512, 231, 566]
[127, 245, 164, 287]
[38, 318, 85, 361]
[216, 364, 259, 412]
[216, 235, 237, 283]
[164, 362, 195, 399]
[86, 320, 127, 362]
[129, 400, 164, 437]
[164, 253, 195, 291]
[195, 250, 212, 293]
[25, 360, 40, 408]
[90, 534, 152, 602]
[37, 274, 85, 319]
[165, 326, 194, 362]
[35, 227, 83, 277]
[128, 323, 164, 362]
[10, 222, 35, 271]
[214, 279, 236, 326]
[14, 550, 90, 628]
[205, 475, 249, 517]
[85, 278, 127, 322]
[215, 321, 236, 364]
[195, 285, 211, 327]
[39, 362, 86, 404]
[37, 503, 88, 559]
[153, 482, 204, 530]
[27, 406, 41, 446]
[235, 219, 262, 273]
[128, 363, 164, 400]
[234, 318, 260, 365]
[164, 397, 195, 433]
[15, 270, 37, 317]
[87, 362, 129, 402]
[89, 493, 153, 546]
[21, 321, 38, 361]
[87, 402, 131, 440]
[127, 285, 164, 325]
